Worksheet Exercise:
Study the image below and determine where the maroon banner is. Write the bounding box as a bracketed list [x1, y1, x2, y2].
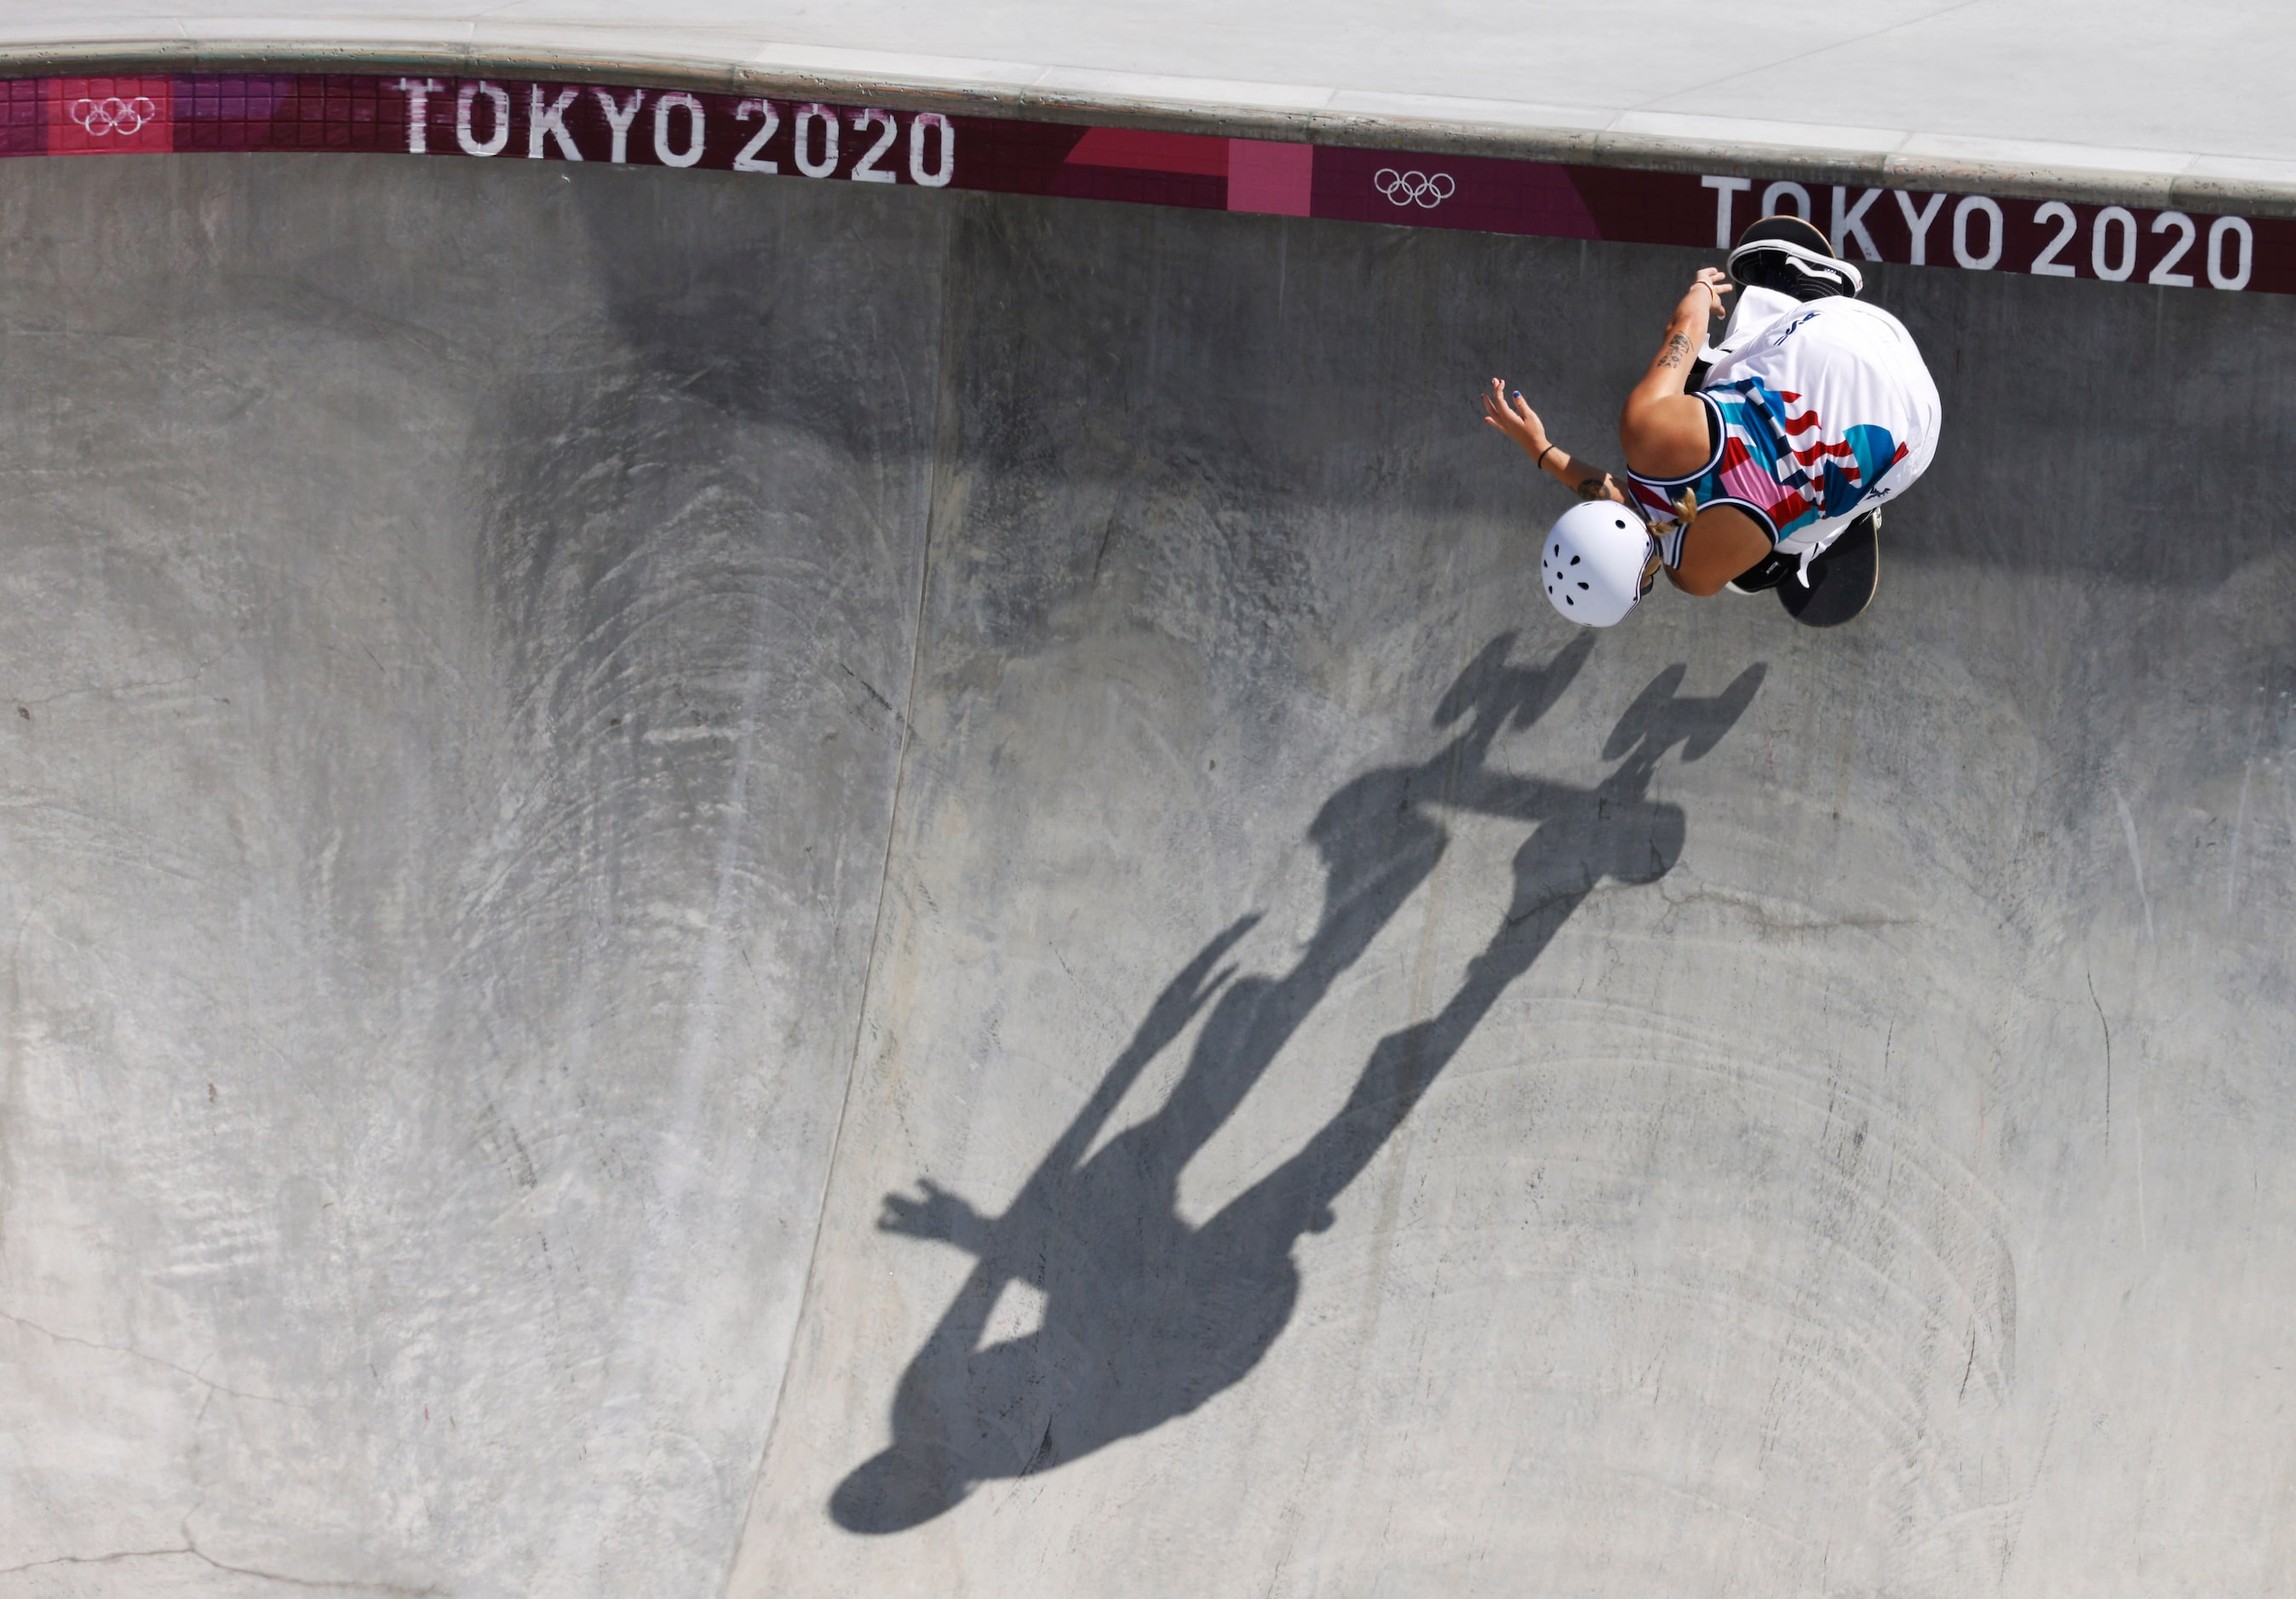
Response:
[8, 72, 2286, 296]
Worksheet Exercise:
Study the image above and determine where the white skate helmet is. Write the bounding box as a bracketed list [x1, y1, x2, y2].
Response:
[1541, 501, 1658, 627]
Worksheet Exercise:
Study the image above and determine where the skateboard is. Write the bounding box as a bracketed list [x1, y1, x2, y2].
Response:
[1777, 512, 1879, 628]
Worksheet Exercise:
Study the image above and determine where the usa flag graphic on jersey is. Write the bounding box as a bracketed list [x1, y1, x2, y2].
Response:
[1627, 377, 1911, 544]
[1624, 293, 1941, 560]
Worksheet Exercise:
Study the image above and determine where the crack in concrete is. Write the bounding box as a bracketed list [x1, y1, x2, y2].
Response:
[11, 649, 233, 711]
[0, 1545, 192, 1576]
[0, 1544, 444, 1594]
[0, 1308, 290, 1406]
[1626, 0, 1992, 128]
[182, 1547, 446, 1595]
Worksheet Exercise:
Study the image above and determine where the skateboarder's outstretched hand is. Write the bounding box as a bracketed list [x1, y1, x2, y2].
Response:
[1483, 379, 1627, 507]
[1480, 379, 1547, 456]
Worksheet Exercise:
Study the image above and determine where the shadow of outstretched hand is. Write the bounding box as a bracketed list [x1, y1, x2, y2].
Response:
[879, 1179, 992, 1252]
[829, 641, 1764, 1537]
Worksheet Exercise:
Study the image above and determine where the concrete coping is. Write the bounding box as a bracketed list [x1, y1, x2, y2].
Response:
[9, 33, 2296, 220]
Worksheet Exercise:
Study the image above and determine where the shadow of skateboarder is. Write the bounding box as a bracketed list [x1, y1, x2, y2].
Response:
[832, 638, 1764, 1532]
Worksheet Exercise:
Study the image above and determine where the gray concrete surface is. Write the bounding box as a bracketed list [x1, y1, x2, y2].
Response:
[3, 151, 2295, 1598]
[0, 154, 942, 1595]
[10, 3, 2296, 212]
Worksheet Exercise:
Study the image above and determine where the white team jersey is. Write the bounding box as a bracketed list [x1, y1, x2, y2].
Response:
[1637, 286, 1943, 563]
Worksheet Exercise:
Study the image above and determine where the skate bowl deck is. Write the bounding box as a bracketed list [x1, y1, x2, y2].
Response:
[3, 142, 2294, 1597]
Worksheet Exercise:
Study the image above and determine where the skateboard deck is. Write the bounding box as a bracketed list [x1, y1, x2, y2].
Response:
[1779, 513, 1879, 628]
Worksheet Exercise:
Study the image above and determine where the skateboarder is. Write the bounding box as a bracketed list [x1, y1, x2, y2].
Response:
[1484, 215, 1943, 628]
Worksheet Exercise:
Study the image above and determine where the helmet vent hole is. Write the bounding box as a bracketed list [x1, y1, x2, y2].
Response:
[1577, 582, 1589, 590]
[1569, 555, 1581, 566]
[1565, 596, 1574, 606]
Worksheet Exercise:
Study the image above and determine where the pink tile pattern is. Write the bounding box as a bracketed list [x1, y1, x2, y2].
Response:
[1226, 139, 1312, 216]
[46, 76, 172, 156]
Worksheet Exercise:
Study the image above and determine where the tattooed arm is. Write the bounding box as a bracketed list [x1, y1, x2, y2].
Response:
[1482, 269, 1730, 497]
[1480, 379, 1631, 504]
[1640, 267, 1731, 397]
[1616, 267, 1732, 480]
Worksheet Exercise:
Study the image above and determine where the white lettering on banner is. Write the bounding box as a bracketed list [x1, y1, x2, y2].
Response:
[1893, 190, 1945, 266]
[1702, 175, 1751, 248]
[654, 92, 705, 167]
[376, 100, 2287, 294]
[456, 82, 508, 158]
[850, 109, 898, 183]
[687, 99, 951, 185]
[910, 113, 955, 187]
[530, 86, 581, 161]
[733, 99, 779, 173]
[2149, 212, 2196, 286]
[1712, 173, 2255, 291]
[794, 104, 838, 178]
[1831, 186, 1882, 260]
[2209, 215, 2253, 289]
[593, 89, 643, 163]
[1762, 180, 1811, 221]
[1954, 195, 2003, 270]
[393, 77, 443, 154]
[2092, 205, 2138, 282]
[2031, 201, 2077, 277]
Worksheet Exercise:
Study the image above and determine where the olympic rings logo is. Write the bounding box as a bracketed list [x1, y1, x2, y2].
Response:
[1374, 169, 1455, 209]
[68, 96, 158, 137]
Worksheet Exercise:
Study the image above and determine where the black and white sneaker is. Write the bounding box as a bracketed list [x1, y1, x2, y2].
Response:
[1728, 215, 1863, 302]
[1724, 548, 1796, 594]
